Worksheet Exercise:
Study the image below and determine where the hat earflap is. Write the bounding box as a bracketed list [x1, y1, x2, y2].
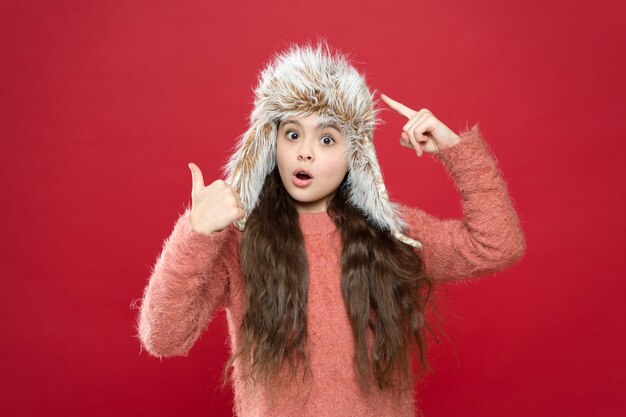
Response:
[346, 134, 423, 249]
[222, 121, 277, 231]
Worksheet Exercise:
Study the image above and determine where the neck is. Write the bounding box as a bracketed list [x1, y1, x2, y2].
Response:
[297, 210, 336, 235]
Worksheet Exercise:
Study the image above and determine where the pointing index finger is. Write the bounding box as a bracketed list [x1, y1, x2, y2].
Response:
[380, 93, 417, 120]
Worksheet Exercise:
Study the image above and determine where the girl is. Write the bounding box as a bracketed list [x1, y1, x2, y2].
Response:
[135, 41, 526, 417]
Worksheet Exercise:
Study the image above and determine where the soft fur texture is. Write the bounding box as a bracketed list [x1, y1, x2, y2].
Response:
[135, 126, 527, 417]
[222, 40, 423, 248]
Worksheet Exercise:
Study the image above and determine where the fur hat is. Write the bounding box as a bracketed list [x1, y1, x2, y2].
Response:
[221, 41, 423, 249]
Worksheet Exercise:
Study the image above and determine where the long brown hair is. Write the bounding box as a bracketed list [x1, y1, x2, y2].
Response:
[220, 166, 441, 399]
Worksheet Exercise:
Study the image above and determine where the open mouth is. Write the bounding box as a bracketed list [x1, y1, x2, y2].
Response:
[293, 169, 314, 187]
[293, 168, 314, 179]
[295, 172, 311, 180]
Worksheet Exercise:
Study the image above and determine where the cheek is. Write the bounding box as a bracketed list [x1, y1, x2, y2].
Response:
[275, 147, 293, 186]
[319, 154, 349, 177]
[275, 143, 288, 168]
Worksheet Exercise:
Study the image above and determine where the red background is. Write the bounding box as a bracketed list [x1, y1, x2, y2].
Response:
[2, 0, 625, 416]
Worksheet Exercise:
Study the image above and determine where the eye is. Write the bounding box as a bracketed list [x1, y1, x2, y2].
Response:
[285, 129, 335, 145]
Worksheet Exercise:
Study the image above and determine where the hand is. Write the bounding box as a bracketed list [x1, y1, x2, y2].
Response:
[188, 162, 245, 235]
[380, 93, 461, 157]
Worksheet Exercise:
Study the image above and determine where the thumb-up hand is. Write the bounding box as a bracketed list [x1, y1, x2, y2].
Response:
[187, 162, 245, 235]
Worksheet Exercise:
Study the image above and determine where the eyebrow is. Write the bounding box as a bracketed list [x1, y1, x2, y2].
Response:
[280, 118, 341, 132]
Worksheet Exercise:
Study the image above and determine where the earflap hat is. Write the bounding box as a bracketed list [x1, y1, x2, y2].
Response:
[222, 40, 423, 249]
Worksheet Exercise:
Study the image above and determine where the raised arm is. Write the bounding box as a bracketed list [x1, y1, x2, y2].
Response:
[135, 207, 238, 358]
[398, 124, 526, 283]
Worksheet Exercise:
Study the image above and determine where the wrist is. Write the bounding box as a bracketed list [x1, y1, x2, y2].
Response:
[439, 135, 462, 151]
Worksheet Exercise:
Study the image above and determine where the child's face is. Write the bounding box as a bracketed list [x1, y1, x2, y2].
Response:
[276, 112, 349, 213]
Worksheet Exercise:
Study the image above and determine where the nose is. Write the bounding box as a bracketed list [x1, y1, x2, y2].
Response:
[298, 152, 313, 161]
[297, 142, 314, 161]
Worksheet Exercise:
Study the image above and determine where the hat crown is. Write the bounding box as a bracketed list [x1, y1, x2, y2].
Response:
[250, 42, 379, 141]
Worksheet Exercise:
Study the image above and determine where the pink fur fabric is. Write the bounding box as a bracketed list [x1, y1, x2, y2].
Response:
[135, 124, 526, 416]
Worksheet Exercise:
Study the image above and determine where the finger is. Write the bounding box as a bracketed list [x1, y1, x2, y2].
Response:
[401, 130, 421, 157]
[408, 129, 421, 156]
[403, 111, 428, 136]
[416, 117, 439, 143]
[225, 184, 244, 209]
[232, 188, 244, 209]
[409, 116, 435, 157]
[400, 132, 418, 153]
[188, 162, 205, 194]
[380, 93, 417, 120]
[399, 133, 412, 149]
[412, 116, 432, 151]
[412, 118, 439, 155]
[403, 115, 427, 156]
[419, 118, 441, 153]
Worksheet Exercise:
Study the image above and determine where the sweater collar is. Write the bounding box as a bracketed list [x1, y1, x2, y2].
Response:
[297, 211, 336, 235]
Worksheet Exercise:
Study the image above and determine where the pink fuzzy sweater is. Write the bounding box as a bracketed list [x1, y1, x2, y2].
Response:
[136, 124, 526, 417]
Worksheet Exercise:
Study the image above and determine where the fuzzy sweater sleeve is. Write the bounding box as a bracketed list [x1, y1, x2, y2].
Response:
[398, 123, 526, 283]
[135, 207, 238, 358]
